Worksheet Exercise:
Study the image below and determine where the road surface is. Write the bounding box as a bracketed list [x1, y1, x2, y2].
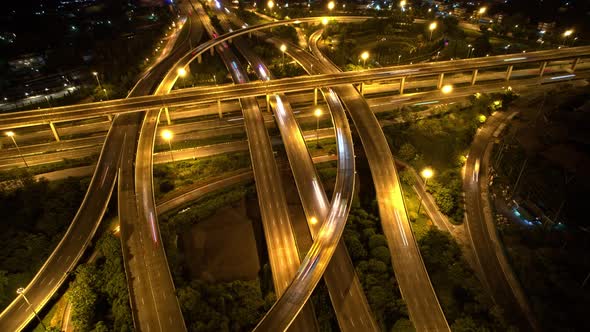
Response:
[307, 29, 450, 331]
[464, 111, 539, 331]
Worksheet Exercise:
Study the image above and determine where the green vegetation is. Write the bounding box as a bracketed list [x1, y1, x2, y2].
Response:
[384, 92, 516, 223]
[321, 16, 441, 68]
[153, 152, 251, 198]
[419, 229, 515, 330]
[0, 176, 89, 311]
[67, 234, 133, 331]
[0, 154, 98, 183]
[158, 184, 275, 330]
[343, 204, 411, 330]
[249, 40, 306, 78]
[399, 171, 432, 240]
[490, 88, 590, 331]
[177, 278, 273, 331]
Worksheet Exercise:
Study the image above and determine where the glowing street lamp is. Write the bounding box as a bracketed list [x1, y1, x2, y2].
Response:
[360, 51, 369, 68]
[322, 17, 329, 25]
[161, 129, 175, 163]
[280, 44, 287, 67]
[5, 131, 28, 168]
[314, 108, 322, 146]
[177, 67, 187, 88]
[417, 167, 434, 214]
[267, 0, 274, 10]
[17, 288, 45, 329]
[310, 216, 318, 225]
[478, 6, 487, 16]
[429, 22, 437, 41]
[441, 84, 453, 94]
[467, 44, 475, 58]
[92, 71, 103, 90]
[400, 0, 406, 11]
[327, 1, 335, 11]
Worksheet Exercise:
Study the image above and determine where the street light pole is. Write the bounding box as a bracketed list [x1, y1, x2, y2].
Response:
[6, 131, 28, 168]
[280, 44, 287, 68]
[314, 108, 322, 147]
[17, 288, 46, 330]
[161, 130, 175, 164]
[429, 22, 437, 41]
[417, 168, 434, 214]
[92, 71, 103, 90]
[360, 51, 369, 68]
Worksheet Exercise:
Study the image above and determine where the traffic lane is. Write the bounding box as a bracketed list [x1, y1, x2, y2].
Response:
[197, 4, 319, 329]
[338, 85, 449, 331]
[463, 112, 534, 330]
[0, 113, 127, 331]
[135, 108, 187, 331]
[235, 31, 377, 330]
[121, 6, 200, 331]
[0, 45, 587, 129]
[3, 72, 576, 171]
[309, 28, 449, 330]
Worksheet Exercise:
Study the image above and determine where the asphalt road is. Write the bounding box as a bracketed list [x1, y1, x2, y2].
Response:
[117, 2, 203, 330]
[463, 111, 539, 331]
[197, 3, 320, 330]
[308, 30, 450, 331]
[0, 30, 587, 130]
[227, 12, 378, 329]
[0, 11, 198, 330]
[2, 71, 588, 172]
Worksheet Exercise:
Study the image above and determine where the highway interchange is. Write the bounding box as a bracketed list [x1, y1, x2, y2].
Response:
[1, 3, 589, 332]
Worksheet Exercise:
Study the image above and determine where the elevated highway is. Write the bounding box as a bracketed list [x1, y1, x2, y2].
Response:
[0, 8, 196, 331]
[225, 10, 377, 329]
[307, 29, 450, 331]
[0, 29, 587, 130]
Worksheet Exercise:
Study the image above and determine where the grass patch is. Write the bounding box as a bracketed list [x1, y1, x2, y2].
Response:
[153, 152, 251, 199]
[0, 154, 98, 182]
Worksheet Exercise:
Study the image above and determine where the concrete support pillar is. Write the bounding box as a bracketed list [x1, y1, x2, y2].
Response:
[436, 73, 445, 89]
[471, 69, 478, 86]
[107, 114, 113, 122]
[313, 88, 318, 106]
[210, 47, 215, 56]
[217, 99, 222, 118]
[359, 82, 364, 96]
[249, 32, 252, 38]
[49, 122, 60, 141]
[539, 61, 547, 77]
[266, 95, 270, 112]
[400, 76, 406, 95]
[571, 57, 580, 72]
[163, 107, 171, 125]
[505, 65, 514, 81]
[197, 54, 202, 64]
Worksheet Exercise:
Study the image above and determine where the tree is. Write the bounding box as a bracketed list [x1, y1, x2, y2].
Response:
[451, 316, 482, 332]
[68, 265, 99, 331]
[398, 143, 417, 161]
[344, 234, 367, 261]
[370, 246, 391, 264]
[368, 234, 388, 250]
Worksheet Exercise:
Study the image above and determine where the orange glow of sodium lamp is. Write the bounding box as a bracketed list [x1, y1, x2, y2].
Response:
[441, 84, 453, 94]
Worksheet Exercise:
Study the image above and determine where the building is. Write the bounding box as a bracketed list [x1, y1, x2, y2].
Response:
[537, 21, 556, 33]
